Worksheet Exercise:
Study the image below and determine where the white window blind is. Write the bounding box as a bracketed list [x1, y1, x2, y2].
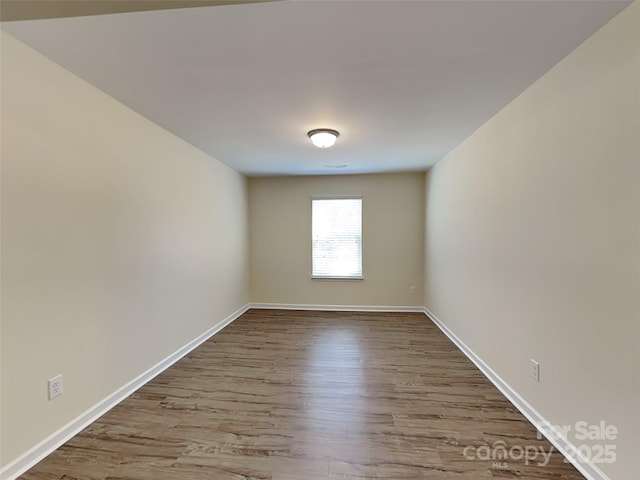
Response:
[312, 197, 362, 278]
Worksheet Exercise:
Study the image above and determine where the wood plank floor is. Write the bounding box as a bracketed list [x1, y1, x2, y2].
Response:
[20, 309, 585, 479]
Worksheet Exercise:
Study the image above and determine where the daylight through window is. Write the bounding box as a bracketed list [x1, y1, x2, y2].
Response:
[312, 197, 362, 278]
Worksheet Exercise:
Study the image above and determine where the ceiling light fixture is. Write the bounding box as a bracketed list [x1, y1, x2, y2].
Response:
[308, 129, 339, 148]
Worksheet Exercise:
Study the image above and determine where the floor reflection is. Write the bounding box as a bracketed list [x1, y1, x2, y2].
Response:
[303, 327, 367, 432]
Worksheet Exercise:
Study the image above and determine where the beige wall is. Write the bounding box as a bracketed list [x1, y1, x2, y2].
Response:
[424, 4, 639, 480]
[0, 33, 249, 466]
[250, 173, 424, 307]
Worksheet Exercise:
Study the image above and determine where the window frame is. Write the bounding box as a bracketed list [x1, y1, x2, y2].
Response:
[310, 195, 364, 280]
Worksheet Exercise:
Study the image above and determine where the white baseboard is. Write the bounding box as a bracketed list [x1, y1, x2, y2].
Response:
[249, 302, 425, 313]
[0, 304, 250, 480]
[422, 307, 611, 480]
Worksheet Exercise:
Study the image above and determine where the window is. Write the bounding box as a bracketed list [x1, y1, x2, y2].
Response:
[312, 197, 362, 278]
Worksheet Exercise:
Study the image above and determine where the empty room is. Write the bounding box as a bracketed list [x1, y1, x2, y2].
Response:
[1, 1, 638, 479]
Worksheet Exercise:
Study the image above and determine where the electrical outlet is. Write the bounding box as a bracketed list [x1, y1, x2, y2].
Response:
[48, 374, 63, 400]
[409, 286, 416, 295]
[530, 359, 540, 382]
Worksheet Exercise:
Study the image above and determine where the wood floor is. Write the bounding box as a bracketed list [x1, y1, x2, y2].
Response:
[20, 309, 585, 479]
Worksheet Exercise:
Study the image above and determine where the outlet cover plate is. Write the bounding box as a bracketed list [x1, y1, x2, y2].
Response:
[48, 374, 63, 400]
[530, 359, 540, 382]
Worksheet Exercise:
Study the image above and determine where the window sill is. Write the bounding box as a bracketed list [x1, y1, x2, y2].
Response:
[311, 276, 364, 281]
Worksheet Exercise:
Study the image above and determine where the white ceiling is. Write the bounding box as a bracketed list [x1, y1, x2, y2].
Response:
[1, 0, 630, 176]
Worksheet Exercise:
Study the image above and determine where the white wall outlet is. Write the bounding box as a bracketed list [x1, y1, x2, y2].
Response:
[530, 359, 540, 382]
[409, 286, 416, 295]
[48, 374, 63, 400]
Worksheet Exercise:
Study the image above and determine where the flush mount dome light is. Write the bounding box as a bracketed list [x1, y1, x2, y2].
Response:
[308, 129, 339, 148]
